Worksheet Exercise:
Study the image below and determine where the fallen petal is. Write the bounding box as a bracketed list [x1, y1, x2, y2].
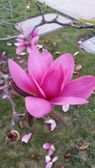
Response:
[21, 132, 32, 143]
[43, 143, 55, 156]
[52, 156, 58, 163]
[44, 119, 56, 131]
[45, 155, 51, 163]
[48, 149, 54, 156]
[45, 162, 53, 168]
[43, 143, 52, 150]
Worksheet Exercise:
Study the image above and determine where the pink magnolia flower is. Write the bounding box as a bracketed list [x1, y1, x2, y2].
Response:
[16, 29, 39, 55]
[44, 119, 56, 131]
[8, 47, 95, 118]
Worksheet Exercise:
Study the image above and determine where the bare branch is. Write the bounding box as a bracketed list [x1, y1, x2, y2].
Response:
[0, 15, 95, 42]
[0, 35, 18, 41]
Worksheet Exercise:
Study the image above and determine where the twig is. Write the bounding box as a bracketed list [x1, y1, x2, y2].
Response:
[0, 15, 95, 42]
[0, 71, 25, 129]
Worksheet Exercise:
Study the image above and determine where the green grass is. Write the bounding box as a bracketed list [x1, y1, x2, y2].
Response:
[0, 1, 95, 168]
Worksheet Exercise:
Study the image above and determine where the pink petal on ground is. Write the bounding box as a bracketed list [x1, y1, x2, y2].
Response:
[8, 59, 36, 95]
[21, 132, 32, 143]
[45, 156, 58, 168]
[51, 53, 74, 84]
[41, 65, 64, 99]
[25, 97, 52, 118]
[50, 96, 88, 105]
[43, 143, 52, 150]
[44, 119, 56, 131]
[45, 162, 53, 168]
[48, 148, 55, 156]
[28, 47, 53, 84]
[61, 76, 95, 99]
[43, 143, 55, 156]
[45, 155, 51, 163]
[52, 156, 58, 163]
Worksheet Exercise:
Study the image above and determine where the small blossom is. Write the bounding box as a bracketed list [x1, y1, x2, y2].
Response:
[21, 132, 32, 143]
[16, 29, 39, 55]
[44, 119, 56, 131]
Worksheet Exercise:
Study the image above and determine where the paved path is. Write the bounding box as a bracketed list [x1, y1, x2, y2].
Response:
[15, 13, 71, 35]
[38, 0, 95, 19]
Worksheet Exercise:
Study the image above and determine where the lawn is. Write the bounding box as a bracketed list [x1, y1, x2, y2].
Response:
[0, 1, 95, 168]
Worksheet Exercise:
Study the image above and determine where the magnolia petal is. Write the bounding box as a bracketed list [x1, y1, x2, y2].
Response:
[8, 59, 45, 97]
[62, 104, 70, 112]
[50, 96, 88, 105]
[45, 162, 53, 168]
[16, 45, 25, 55]
[45, 156, 58, 168]
[41, 50, 53, 67]
[62, 76, 95, 99]
[43, 143, 55, 154]
[43, 143, 52, 150]
[52, 156, 58, 163]
[45, 155, 51, 163]
[51, 53, 74, 84]
[41, 65, 64, 99]
[21, 132, 32, 143]
[48, 149, 54, 156]
[44, 119, 56, 131]
[25, 97, 52, 118]
[28, 47, 53, 84]
[8, 59, 36, 95]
